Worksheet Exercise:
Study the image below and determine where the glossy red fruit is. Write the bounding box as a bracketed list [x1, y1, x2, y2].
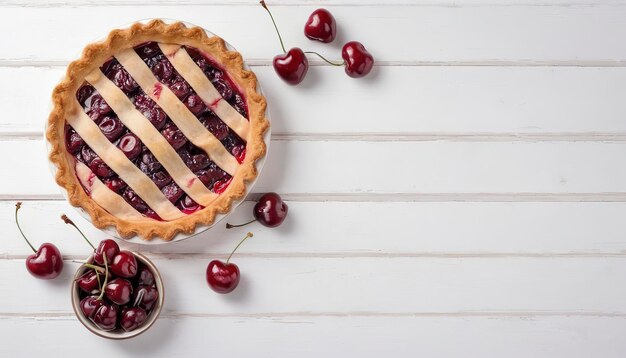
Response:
[133, 285, 159, 311]
[341, 41, 374, 78]
[80, 296, 103, 320]
[254, 192, 288, 228]
[273, 48, 309, 85]
[206, 260, 240, 294]
[93, 239, 119, 266]
[304, 8, 336, 43]
[135, 265, 156, 287]
[120, 307, 148, 332]
[26, 243, 64, 279]
[77, 269, 104, 294]
[104, 278, 134, 305]
[92, 303, 119, 331]
[110, 251, 138, 278]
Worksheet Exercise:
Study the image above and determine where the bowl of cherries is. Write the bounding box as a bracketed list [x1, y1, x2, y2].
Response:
[66, 217, 164, 339]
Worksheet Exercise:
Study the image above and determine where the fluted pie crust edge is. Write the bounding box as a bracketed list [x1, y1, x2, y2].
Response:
[46, 20, 269, 241]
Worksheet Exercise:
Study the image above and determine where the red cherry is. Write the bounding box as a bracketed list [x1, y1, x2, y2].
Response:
[25, 243, 64, 280]
[132, 285, 159, 311]
[17, 202, 63, 279]
[254, 192, 288, 227]
[260, 1, 309, 85]
[77, 269, 104, 294]
[80, 296, 103, 320]
[273, 48, 309, 85]
[110, 251, 138, 278]
[92, 302, 119, 331]
[304, 8, 336, 43]
[206, 232, 253, 294]
[341, 41, 374, 78]
[93, 239, 119, 266]
[120, 307, 148, 332]
[104, 278, 134, 305]
[206, 260, 240, 294]
[135, 264, 156, 286]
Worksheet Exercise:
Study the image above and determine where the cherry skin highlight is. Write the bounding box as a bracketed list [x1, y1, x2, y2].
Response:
[120, 307, 148, 332]
[77, 269, 104, 294]
[92, 302, 119, 331]
[133, 285, 159, 311]
[25, 243, 64, 279]
[16, 203, 64, 279]
[206, 232, 252, 294]
[104, 278, 134, 305]
[254, 192, 289, 228]
[80, 296, 103, 320]
[93, 239, 120, 266]
[206, 260, 240, 294]
[273, 48, 309, 85]
[110, 250, 138, 278]
[341, 41, 374, 78]
[304, 8, 337, 43]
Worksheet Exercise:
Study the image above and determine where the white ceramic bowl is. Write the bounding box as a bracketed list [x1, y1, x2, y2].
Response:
[71, 252, 164, 340]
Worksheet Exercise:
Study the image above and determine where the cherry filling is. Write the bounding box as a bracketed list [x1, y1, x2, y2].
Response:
[66, 42, 250, 219]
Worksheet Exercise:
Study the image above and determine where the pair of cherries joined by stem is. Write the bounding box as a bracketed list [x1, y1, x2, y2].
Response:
[261, 1, 374, 85]
[206, 193, 288, 294]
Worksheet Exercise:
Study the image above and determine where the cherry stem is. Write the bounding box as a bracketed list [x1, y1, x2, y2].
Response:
[95, 266, 102, 292]
[83, 263, 105, 273]
[304, 51, 345, 66]
[226, 232, 254, 264]
[133, 290, 145, 307]
[61, 214, 95, 251]
[260, 0, 286, 53]
[15, 202, 36, 253]
[226, 219, 257, 229]
[97, 254, 108, 301]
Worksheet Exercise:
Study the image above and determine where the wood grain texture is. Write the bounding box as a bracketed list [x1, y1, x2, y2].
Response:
[2, 1, 626, 355]
[4, 201, 626, 256]
[4, 139, 626, 197]
[3, 257, 626, 314]
[2, 5, 626, 64]
[7, 0, 626, 6]
[5, 66, 626, 136]
[3, 316, 626, 358]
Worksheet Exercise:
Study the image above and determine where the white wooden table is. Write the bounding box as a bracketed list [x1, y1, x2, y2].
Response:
[2, 0, 626, 356]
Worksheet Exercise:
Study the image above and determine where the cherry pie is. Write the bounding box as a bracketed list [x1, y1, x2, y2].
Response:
[46, 20, 269, 241]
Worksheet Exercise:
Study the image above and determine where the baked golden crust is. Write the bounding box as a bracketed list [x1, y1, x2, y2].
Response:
[46, 20, 269, 241]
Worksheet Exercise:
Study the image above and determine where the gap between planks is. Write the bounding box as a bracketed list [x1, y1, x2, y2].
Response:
[8, 131, 626, 142]
[4, 252, 626, 259]
[3, 311, 626, 319]
[5, 59, 626, 68]
[4, 1, 626, 8]
[5, 193, 626, 202]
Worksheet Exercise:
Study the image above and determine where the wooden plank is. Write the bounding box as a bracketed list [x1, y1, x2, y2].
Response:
[2, 315, 626, 357]
[2, 257, 626, 314]
[7, 0, 626, 6]
[4, 139, 626, 197]
[2, 6, 626, 63]
[4, 201, 626, 256]
[5, 66, 626, 135]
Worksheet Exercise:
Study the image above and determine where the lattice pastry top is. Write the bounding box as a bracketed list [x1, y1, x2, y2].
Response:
[47, 20, 269, 241]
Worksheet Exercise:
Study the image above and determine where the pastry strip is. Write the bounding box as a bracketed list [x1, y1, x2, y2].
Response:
[68, 108, 184, 220]
[158, 44, 250, 141]
[115, 49, 239, 175]
[75, 161, 152, 221]
[85, 70, 218, 206]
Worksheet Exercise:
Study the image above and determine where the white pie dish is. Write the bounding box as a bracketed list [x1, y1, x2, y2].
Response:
[45, 19, 271, 245]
